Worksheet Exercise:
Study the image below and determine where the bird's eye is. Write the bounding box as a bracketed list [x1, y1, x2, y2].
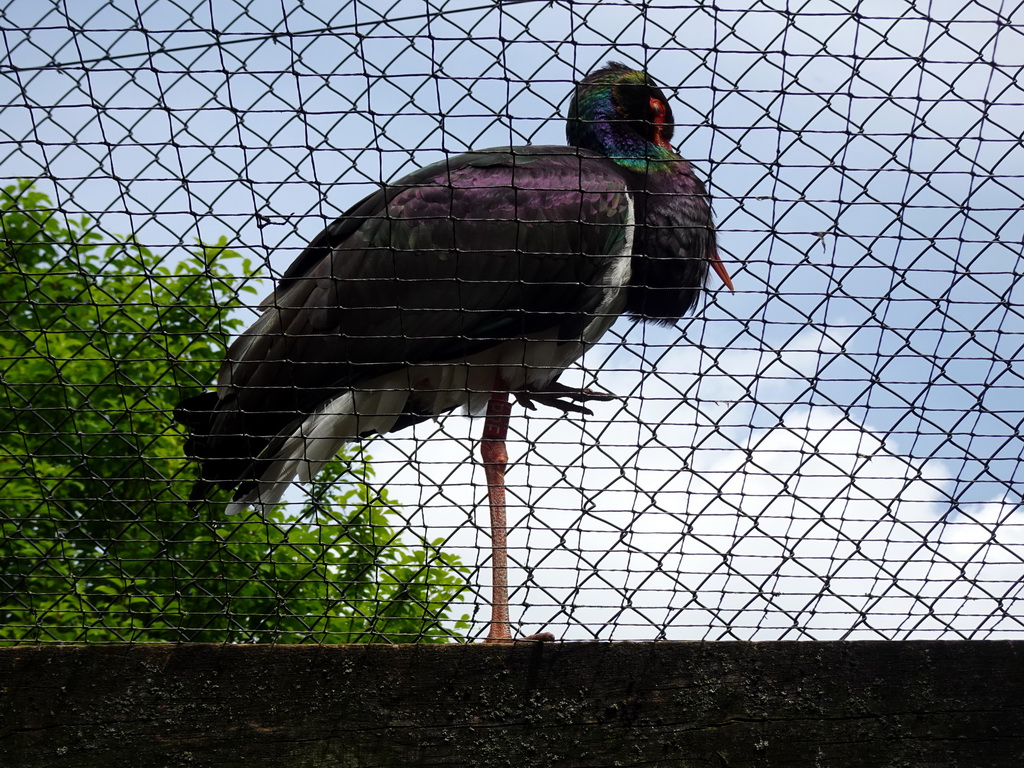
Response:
[649, 97, 667, 125]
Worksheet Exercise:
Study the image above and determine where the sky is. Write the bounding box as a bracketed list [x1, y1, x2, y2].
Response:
[2, 0, 1022, 640]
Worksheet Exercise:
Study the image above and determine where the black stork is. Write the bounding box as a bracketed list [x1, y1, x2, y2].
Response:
[175, 62, 732, 643]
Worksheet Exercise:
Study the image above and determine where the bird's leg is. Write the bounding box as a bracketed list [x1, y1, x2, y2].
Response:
[480, 390, 513, 643]
[479, 388, 556, 645]
[515, 380, 619, 416]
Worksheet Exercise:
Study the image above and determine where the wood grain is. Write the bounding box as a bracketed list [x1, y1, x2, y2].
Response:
[2, 641, 1022, 767]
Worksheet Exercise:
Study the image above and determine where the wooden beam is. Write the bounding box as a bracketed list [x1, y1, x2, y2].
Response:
[2, 642, 1022, 767]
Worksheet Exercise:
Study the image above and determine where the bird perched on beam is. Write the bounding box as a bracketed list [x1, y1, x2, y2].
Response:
[175, 62, 732, 643]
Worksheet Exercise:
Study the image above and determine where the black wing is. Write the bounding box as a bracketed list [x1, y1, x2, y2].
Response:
[178, 146, 634, 489]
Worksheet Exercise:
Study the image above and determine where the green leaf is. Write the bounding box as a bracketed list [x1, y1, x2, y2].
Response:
[0, 181, 468, 645]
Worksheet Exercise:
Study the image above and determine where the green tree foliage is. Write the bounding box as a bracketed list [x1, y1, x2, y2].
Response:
[0, 181, 469, 643]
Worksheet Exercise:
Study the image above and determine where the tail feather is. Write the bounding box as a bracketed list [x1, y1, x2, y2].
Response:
[174, 384, 419, 514]
[174, 390, 278, 502]
[227, 387, 414, 513]
[173, 391, 219, 458]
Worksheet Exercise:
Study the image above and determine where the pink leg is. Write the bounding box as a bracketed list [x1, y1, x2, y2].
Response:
[479, 387, 555, 644]
[481, 390, 513, 643]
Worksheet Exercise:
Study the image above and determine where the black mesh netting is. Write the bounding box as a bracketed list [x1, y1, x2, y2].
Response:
[1, 0, 1022, 643]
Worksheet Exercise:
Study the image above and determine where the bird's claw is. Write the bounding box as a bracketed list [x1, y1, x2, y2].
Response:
[515, 382, 619, 416]
[520, 631, 556, 643]
[483, 631, 556, 644]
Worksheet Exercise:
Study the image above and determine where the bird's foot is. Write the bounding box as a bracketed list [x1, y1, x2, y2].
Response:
[483, 631, 555, 645]
[521, 631, 556, 643]
[515, 382, 618, 416]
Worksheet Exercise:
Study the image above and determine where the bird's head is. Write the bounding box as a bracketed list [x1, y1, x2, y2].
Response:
[566, 62, 678, 160]
[567, 62, 734, 296]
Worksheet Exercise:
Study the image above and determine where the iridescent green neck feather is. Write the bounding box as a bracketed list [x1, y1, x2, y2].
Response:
[565, 63, 682, 172]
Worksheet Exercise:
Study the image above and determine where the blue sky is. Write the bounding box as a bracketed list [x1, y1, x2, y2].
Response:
[2, 0, 1022, 639]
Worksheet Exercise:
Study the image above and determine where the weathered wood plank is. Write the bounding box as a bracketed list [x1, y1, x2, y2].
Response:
[2, 642, 1022, 767]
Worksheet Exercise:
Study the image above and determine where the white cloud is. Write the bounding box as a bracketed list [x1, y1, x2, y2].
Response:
[336, 325, 1024, 640]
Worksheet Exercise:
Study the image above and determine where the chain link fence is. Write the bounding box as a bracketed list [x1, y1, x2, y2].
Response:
[2, 0, 1022, 643]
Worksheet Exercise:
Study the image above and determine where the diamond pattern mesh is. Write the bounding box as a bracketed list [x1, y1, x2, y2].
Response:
[1, 0, 1022, 643]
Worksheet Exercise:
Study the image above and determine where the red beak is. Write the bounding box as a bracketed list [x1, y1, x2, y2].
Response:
[711, 249, 734, 292]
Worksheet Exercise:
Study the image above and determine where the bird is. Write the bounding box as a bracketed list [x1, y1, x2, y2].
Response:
[174, 62, 732, 644]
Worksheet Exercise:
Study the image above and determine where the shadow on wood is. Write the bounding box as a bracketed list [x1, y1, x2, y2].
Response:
[2, 641, 1023, 767]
